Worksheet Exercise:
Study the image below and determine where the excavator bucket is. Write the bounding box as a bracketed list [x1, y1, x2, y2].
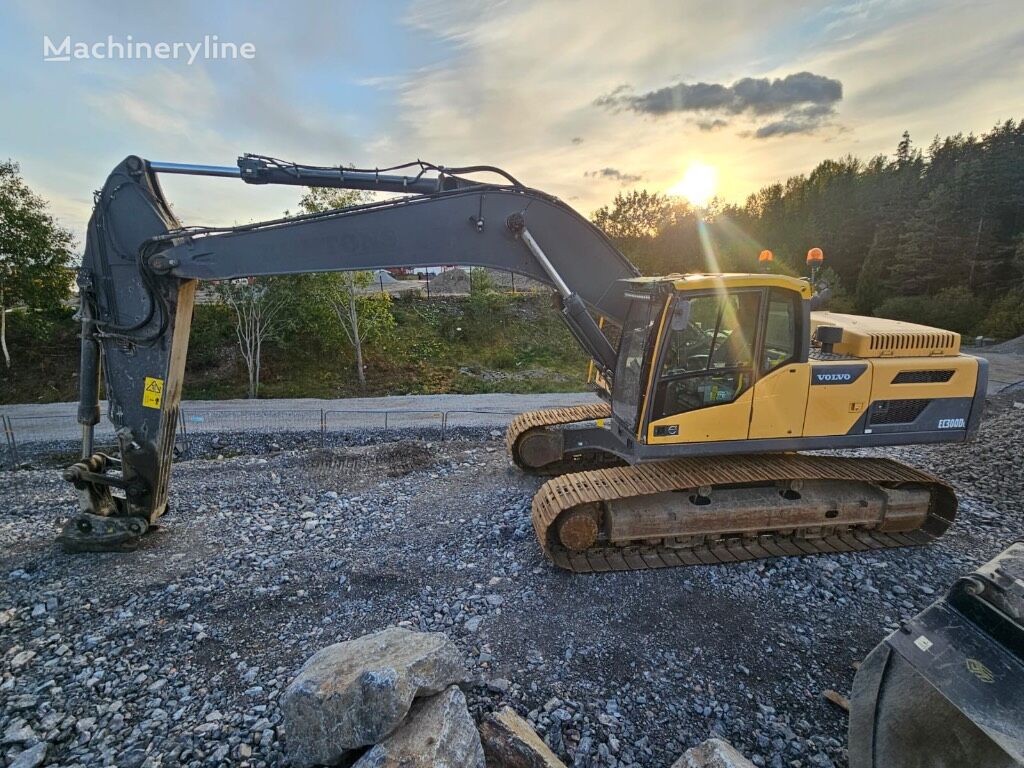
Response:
[848, 541, 1024, 768]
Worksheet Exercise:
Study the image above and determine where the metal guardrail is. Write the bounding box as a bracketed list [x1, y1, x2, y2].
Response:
[0, 405, 538, 467]
[1, 414, 20, 468]
[441, 409, 520, 433]
[323, 408, 446, 440]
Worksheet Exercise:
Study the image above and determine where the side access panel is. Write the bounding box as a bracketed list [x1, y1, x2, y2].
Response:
[802, 362, 871, 437]
[749, 364, 810, 439]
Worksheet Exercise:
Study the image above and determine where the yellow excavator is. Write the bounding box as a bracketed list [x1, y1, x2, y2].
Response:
[512, 277, 984, 572]
[62, 155, 987, 574]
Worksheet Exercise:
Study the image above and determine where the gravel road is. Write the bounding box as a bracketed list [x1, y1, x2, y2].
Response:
[1, 393, 599, 447]
[1, 394, 1022, 768]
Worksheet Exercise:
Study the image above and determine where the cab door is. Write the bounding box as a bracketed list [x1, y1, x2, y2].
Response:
[749, 288, 809, 439]
[646, 290, 761, 445]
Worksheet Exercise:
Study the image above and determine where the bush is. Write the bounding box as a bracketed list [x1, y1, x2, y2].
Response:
[469, 267, 495, 294]
[825, 295, 857, 314]
[873, 287, 985, 334]
[979, 290, 1024, 340]
[188, 304, 237, 369]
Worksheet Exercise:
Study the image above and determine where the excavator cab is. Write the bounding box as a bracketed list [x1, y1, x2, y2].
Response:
[601, 271, 986, 457]
[611, 274, 812, 446]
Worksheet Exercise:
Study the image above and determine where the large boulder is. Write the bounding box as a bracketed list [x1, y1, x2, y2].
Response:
[671, 738, 756, 768]
[282, 628, 471, 767]
[353, 685, 485, 768]
[480, 706, 567, 768]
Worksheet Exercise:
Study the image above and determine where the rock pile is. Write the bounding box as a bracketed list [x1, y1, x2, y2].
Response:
[281, 628, 758, 768]
[428, 269, 471, 295]
[281, 627, 482, 767]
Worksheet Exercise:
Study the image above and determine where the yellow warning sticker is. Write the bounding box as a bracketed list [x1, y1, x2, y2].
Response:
[142, 377, 164, 409]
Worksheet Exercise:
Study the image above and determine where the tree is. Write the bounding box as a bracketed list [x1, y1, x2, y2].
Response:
[591, 190, 670, 240]
[295, 187, 396, 387]
[0, 160, 74, 367]
[583, 122, 1024, 333]
[895, 130, 914, 167]
[591, 191, 673, 274]
[214, 278, 288, 398]
[891, 184, 965, 294]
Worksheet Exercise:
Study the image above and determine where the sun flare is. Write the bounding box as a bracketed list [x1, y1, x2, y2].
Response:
[667, 162, 718, 207]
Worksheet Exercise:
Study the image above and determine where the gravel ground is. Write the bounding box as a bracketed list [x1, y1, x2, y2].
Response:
[1, 396, 1021, 768]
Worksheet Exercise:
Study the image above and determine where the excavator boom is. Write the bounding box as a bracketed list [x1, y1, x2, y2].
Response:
[64, 155, 637, 549]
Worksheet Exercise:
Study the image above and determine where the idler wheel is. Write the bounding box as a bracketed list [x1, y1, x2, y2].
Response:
[558, 508, 599, 551]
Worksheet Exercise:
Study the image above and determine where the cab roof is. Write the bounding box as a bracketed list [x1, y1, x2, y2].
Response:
[620, 273, 812, 298]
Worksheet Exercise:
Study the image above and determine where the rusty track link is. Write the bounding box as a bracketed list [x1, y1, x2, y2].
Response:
[532, 454, 957, 573]
[505, 403, 621, 475]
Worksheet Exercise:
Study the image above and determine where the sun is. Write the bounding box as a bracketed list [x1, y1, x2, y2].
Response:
[667, 162, 718, 207]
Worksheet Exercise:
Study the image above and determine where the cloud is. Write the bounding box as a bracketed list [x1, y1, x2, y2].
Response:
[598, 71, 842, 116]
[597, 71, 843, 137]
[585, 167, 642, 183]
[753, 119, 816, 138]
[385, 0, 815, 206]
[696, 118, 728, 132]
[750, 103, 839, 138]
[7, 0, 1021, 242]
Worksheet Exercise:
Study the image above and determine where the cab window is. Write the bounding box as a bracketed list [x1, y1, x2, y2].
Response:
[612, 296, 661, 430]
[764, 288, 798, 372]
[652, 291, 761, 420]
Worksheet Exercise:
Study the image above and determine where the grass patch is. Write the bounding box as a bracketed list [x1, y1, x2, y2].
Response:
[1, 294, 590, 405]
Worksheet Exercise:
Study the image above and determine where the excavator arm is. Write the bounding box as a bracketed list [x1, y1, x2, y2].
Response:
[61, 155, 639, 550]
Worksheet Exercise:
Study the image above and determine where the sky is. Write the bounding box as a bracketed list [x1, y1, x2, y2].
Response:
[2, 0, 1022, 246]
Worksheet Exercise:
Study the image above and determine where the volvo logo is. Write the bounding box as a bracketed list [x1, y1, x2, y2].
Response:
[811, 365, 867, 385]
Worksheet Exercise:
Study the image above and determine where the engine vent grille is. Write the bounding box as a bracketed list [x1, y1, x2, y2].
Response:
[869, 399, 931, 425]
[892, 370, 955, 384]
[868, 332, 957, 353]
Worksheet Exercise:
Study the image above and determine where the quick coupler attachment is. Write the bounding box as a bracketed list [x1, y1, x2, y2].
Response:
[57, 512, 150, 553]
[59, 454, 151, 552]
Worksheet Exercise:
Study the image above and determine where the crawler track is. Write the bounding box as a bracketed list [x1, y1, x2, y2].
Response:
[506, 403, 623, 475]
[532, 455, 956, 573]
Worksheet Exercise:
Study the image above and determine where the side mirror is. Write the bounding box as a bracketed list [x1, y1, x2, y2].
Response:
[809, 287, 832, 310]
[670, 300, 692, 331]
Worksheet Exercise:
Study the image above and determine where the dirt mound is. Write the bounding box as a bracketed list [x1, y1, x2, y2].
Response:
[428, 268, 470, 294]
[482, 269, 549, 292]
[986, 334, 1024, 354]
[374, 270, 399, 284]
[305, 441, 437, 488]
